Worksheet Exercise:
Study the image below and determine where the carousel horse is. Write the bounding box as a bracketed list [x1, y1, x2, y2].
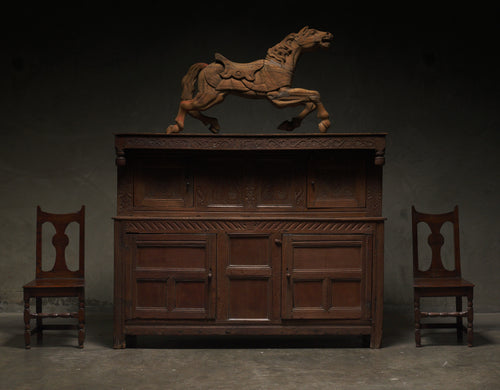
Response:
[167, 26, 333, 134]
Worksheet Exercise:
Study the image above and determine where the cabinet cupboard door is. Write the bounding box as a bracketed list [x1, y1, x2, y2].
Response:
[282, 234, 372, 320]
[218, 233, 281, 322]
[133, 158, 193, 209]
[307, 153, 367, 209]
[129, 234, 216, 319]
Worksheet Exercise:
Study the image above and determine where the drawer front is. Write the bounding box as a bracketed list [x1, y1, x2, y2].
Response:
[128, 233, 216, 320]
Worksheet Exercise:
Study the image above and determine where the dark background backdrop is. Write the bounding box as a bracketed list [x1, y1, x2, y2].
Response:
[1, 3, 499, 313]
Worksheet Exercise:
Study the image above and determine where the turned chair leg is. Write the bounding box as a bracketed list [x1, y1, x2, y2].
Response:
[414, 294, 421, 347]
[456, 296, 463, 342]
[36, 297, 43, 344]
[467, 292, 473, 347]
[24, 293, 31, 349]
[78, 293, 85, 348]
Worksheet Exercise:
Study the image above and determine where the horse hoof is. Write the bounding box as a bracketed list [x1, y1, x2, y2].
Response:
[208, 122, 220, 134]
[166, 124, 179, 134]
[318, 119, 331, 133]
[278, 120, 294, 132]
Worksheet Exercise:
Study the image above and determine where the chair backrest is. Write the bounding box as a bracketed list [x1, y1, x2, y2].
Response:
[36, 206, 85, 279]
[412, 205, 461, 279]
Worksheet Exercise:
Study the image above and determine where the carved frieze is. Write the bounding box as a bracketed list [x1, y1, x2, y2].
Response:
[122, 219, 376, 234]
[115, 134, 386, 166]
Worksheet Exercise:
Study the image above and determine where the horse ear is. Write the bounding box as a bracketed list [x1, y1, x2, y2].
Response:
[298, 26, 309, 35]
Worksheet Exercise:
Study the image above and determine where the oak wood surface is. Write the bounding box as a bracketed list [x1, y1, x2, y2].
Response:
[114, 134, 385, 348]
[23, 206, 86, 348]
[412, 206, 474, 347]
[166, 27, 334, 134]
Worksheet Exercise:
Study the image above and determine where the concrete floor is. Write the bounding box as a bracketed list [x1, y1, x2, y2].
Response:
[0, 311, 499, 389]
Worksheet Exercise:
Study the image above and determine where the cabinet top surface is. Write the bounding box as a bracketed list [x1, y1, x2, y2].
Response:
[115, 133, 386, 152]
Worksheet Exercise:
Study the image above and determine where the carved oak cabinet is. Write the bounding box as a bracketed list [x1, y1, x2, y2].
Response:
[114, 134, 386, 348]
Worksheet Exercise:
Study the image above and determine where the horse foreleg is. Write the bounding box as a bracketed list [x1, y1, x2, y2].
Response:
[267, 88, 330, 133]
[315, 102, 331, 133]
[277, 102, 316, 131]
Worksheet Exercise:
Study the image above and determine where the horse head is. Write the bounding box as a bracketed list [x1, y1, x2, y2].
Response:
[295, 26, 333, 52]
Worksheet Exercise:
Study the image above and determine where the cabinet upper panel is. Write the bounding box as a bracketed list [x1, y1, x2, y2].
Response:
[195, 155, 305, 210]
[307, 152, 367, 209]
[116, 135, 384, 216]
[133, 158, 193, 209]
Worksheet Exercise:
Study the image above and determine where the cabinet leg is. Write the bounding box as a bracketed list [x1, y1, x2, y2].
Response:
[369, 329, 382, 348]
[113, 334, 126, 349]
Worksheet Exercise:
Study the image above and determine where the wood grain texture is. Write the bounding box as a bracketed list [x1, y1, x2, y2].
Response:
[23, 206, 85, 349]
[412, 206, 474, 347]
[166, 27, 333, 134]
[114, 134, 385, 348]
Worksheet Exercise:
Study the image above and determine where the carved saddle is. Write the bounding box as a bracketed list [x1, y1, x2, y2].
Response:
[215, 53, 264, 81]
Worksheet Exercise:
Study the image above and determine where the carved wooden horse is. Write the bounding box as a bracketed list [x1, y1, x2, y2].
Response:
[167, 26, 333, 134]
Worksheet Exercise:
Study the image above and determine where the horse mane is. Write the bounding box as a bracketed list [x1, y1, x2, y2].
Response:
[265, 33, 297, 64]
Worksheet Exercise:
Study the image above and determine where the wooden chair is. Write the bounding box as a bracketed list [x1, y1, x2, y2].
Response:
[412, 206, 474, 347]
[23, 206, 85, 348]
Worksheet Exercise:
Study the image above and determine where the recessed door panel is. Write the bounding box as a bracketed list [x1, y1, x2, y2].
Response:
[130, 234, 216, 320]
[133, 158, 193, 209]
[283, 234, 371, 320]
[308, 152, 367, 209]
[218, 233, 280, 322]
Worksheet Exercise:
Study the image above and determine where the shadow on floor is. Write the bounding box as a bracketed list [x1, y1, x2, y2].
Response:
[2, 310, 495, 350]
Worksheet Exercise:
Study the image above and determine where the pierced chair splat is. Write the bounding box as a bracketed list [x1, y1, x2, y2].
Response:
[412, 205, 474, 347]
[23, 206, 85, 349]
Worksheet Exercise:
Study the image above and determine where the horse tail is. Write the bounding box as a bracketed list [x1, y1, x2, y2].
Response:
[180, 63, 208, 100]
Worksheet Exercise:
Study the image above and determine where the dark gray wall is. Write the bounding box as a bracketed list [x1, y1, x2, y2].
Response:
[1, 5, 499, 313]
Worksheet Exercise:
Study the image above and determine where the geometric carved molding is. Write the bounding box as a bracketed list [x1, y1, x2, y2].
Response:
[123, 219, 376, 234]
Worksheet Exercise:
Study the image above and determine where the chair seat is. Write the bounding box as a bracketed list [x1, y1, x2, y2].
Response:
[414, 277, 474, 289]
[24, 278, 84, 289]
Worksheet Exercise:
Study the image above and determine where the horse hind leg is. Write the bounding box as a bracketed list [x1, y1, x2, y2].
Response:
[167, 103, 188, 134]
[188, 111, 221, 134]
[168, 91, 225, 134]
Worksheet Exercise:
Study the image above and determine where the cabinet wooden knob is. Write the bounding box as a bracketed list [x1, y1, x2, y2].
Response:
[208, 269, 213, 280]
[274, 239, 282, 246]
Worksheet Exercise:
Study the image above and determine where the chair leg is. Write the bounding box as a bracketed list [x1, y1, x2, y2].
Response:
[78, 293, 85, 348]
[414, 293, 421, 347]
[23, 293, 31, 349]
[36, 297, 43, 344]
[456, 296, 463, 342]
[467, 291, 473, 347]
